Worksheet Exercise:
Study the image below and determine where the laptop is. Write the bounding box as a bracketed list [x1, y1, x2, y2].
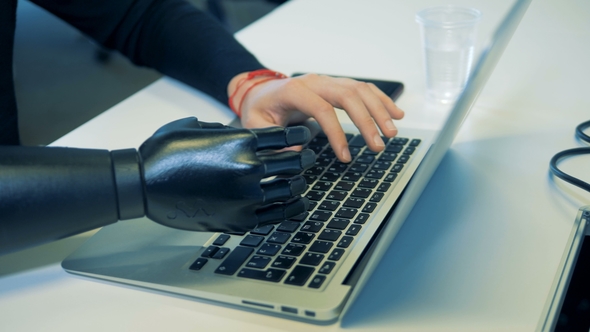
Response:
[62, 0, 531, 323]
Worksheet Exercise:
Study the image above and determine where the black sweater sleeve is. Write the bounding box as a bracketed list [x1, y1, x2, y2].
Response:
[30, 0, 265, 105]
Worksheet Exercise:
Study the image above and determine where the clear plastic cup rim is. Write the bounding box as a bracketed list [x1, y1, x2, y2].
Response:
[416, 5, 482, 28]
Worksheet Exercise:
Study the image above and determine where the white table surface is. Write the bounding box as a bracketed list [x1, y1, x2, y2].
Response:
[1, 0, 589, 331]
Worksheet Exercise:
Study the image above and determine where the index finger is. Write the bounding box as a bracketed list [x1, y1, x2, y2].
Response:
[280, 83, 353, 162]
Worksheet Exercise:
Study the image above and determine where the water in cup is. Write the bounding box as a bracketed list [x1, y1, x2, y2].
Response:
[416, 6, 481, 104]
[425, 44, 474, 103]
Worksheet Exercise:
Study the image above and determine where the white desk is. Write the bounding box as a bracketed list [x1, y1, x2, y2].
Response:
[1, 0, 589, 330]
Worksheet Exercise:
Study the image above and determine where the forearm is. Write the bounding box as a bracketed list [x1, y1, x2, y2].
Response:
[0, 146, 144, 254]
[31, 0, 265, 105]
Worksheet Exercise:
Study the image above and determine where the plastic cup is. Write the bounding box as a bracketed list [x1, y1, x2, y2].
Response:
[416, 6, 481, 104]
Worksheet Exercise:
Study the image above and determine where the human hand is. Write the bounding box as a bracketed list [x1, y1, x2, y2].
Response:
[228, 72, 405, 163]
[137, 117, 315, 233]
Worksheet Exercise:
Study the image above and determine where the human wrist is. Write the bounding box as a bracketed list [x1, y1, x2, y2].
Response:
[227, 69, 287, 117]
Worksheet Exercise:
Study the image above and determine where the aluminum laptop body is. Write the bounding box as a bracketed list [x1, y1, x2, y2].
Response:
[62, 0, 530, 323]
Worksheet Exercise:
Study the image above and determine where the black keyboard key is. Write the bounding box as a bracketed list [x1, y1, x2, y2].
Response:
[308, 201, 317, 211]
[391, 164, 404, 172]
[334, 181, 354, 191]
[291, 232, 315, 244]
[309, 145, 324, 154]
[328, 163, 348, 173]
[309, 240, 333, 253]
[354, 213, 370, 224]
[306, 191, 325, 201]
[372, 161, 391, 170]
[386, 145, 403, 153]
[257, 243, 282, 256]
[189, 258, 208, 271]
[303, 175, 317, 184]
[267, 231, 291, 244]
[397, 155, 410, 163]
[346, 224, 362, 236]
[300, 253, 325, 266]
[344, 197, 365, 208]
[376, 182, 391, 192]
[409, 139, 421, 146]
[383, 173, 398, 182]
[336, 208, 357, 219]
[348, 135, 367, 147]
[327, 191, 348, 201]
[272, 255, 296, 269]
[320, 149, 336, 159]
[282, 243, 306, 256]
[246, 255, 272, 268]
[349, 147, 362, 157]
[310, 210, 332, 222]
[337, 236, 354, 248]
[238, 268, 285, 282]
[301, 221, 323, 233]
[304, 166, 324, 176]
[328, 248, 345, 261]
[312, 181, 333, 192]
[342, 172, 362, 182]
[215, 246, 254, 275]
[403, 147, 415, 155]
[349, 163, 368, 172]
[379, 152, 398, 161]
[326, 218, 350, 230]
[212, 234, 230, 246]
[250, 224, 274, 236]
[351, 188, 372, 198]
[315, 157, 332, 167]
[392, 137, 409, 145]
[356, 155, 375, 164]
[362, 202, 377, 213]
[318, 261, 337, 274]
[318, 200, 340, 211]
[201, 246, 219, 258]
[359, 178, 379, 189]
[285, 266, 315, 286]
[308, 275, 327, 289]
[370, 192, 384, 202]
[240, 235, 264, 247]
[212, 247, 230, 259]
[320, 172, 340, 182]
[318, 229, 342, 241]
[277, 221, 300, 233]
[366, 169, 386, 179]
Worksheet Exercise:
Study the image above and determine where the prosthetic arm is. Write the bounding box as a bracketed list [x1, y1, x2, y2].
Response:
[0, 117, 314, 254]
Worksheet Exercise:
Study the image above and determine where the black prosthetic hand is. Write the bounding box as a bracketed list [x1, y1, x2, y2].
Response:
[0, 117, 313, 254]
[137, 117, 315, 232]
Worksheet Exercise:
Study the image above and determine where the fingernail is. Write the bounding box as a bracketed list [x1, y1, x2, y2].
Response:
[373, 134, 385, 148]
[385, 119, 397, 132]
[341, 147, 352, 163]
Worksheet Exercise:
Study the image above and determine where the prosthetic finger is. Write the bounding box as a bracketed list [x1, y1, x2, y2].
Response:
[261, 176, 306, 203]
[260, 149, 316, 177]
[152, 117, 203, 134]
[253, 126, 311, 150]
[256, 197, 310, 226]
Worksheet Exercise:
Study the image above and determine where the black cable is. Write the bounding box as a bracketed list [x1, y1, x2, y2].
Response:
[575, 120, 590, 144]
[550, 147, 590, 192]
[549, 120, 590, 193]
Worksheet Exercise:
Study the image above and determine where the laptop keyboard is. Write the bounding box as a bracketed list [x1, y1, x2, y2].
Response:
[189, 131, 420, 289]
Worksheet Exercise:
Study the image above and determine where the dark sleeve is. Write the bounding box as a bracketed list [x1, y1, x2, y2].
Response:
[30, 0, 265, 105]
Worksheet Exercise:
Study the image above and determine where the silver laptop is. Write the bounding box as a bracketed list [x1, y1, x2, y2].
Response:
[62, 0, 530, 323]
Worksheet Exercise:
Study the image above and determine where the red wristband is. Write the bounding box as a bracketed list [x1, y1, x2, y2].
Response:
[228, 69, 287, 117]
